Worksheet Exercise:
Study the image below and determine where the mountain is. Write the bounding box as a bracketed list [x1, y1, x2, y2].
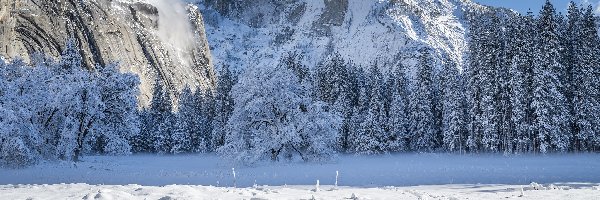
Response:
[197, 0, 486, 75]
[0, 0, 216, 106]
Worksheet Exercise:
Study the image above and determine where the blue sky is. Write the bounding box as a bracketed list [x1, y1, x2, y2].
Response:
[473, 0, 600, 14]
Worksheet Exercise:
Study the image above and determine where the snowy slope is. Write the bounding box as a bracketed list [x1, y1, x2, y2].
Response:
[195, 0, 483, 74]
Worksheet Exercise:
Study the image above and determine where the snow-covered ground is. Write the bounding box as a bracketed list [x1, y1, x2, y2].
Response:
[1, 154, 600, 199]
[2, 182, 600, 200]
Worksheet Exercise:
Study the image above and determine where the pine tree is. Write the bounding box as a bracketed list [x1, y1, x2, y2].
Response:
[149, 79, 175, 154]
[171, 86, 195, 154]
[432, 68, 444, 151]
[442, 62, 466, 153]
[409, 49, 435, 152]
[508, 12, 536, 153]
[59, 38, 83, 72]
[316, 53, 348, 105]
[532, 1, 570, 153]
[355, 65, 387, 154]
[348, 76, 369, 153]
[562, 2, 582, 148]
[466, 11, 485, 152]
[387, 65, 410, 152]
[211, 66, 235, 150]
[195, 89, 214, 152]
[573, 6, 600, 151]
[479, 12, 502, 152]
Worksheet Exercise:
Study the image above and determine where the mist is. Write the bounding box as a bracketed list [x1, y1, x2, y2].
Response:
[145, 0, 195, 68]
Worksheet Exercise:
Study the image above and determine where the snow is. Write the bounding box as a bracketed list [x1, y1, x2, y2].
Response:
[2, 154, 600, 198]
[2, 181, 600, 199]
[198, 0, 471, 74]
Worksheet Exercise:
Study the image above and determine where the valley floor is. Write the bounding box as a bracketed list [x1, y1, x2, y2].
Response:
[1, 154, 599, 199]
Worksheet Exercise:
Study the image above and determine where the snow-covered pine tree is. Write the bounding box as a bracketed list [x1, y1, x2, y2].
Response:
[508, 12, 536, 153]
[387, 65, 410, 152]
[562, 2, 582, 148]
[212, 66, 236, 150]
[347, 67, 369, 154]
[479, 12, 501, 152]
[355, 65, 386, 154]
[194, 89, 214, 152]
[332, 71, 354, 151]
[171, 86, 195, 154]
[409, 48, 435, 152]
[465, 10, 485, 152]
[572, 6, 600, 151]
[149, 79, 175, 154]
[532, 1, 570, 153]
[442, 62, 466, 153]
[131, 109, 152, 153]
[497, 12, 514, 154]
[316, 52, 348, 105]
[59, 38, 83, 72]
[432, 66, 444, 151]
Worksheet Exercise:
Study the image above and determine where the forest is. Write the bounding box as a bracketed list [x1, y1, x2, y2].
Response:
[1, 1, 599, 168]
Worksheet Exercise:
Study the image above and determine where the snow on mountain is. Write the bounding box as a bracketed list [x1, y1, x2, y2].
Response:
[196, 0, 483, 74]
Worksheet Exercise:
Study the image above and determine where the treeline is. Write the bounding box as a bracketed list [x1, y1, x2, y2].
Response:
[466, 2, 600, 153]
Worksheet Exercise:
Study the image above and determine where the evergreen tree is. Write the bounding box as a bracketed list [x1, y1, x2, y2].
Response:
[211, 66, 235, 150]
[572, 6, 600, 151]
[479, 12, 501, 152]
[409, 49, 435, 152]
[532, 1, 570, 153]
[149, 79, 175, 154]
[387, 65, 410, 152]
[442, 62, 466, 153]
[508, 12, 536, 153]
[562, 2, 582, 147]
[355, 65, 387, 154]
[466, 11, 484, 152]
[347, 74, 369, 153]
[171, 86, 195, 154]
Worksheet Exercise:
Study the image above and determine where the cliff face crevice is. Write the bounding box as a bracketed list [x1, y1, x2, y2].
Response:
[0, 0, 216, 106]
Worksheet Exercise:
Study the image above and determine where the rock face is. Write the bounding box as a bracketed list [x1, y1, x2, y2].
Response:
[0, 0, 216, 106]
[199, 0, 481, 76]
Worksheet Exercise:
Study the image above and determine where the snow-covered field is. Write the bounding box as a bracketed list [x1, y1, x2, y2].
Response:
[2, 182, 600, 200]
[1, 154, 600, 199]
